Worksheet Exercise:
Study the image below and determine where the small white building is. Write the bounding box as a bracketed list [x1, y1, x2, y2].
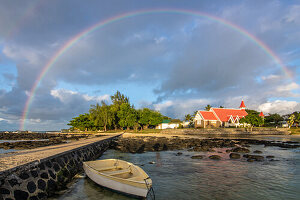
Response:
[156, 120, 180, 129]
[181, 121, 190, 128]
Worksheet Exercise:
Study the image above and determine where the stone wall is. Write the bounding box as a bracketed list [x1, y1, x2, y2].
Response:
[161, 128, 289, 135]
[0, 135, 119, 200]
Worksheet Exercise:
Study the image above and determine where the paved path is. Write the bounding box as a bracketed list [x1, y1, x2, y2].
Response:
[0, 134, 121, 172]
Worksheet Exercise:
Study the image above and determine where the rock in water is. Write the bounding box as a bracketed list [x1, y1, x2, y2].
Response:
[253, 150, 263, 154]
[266, 155, 275, 159]
[231, 147, 250, 153]
[209, 155, 221, 160]
[191, 155, 204, 159]
[176, 152, 183, 156]
[229, 153, 241, 159]
[243, 154, 264, 161]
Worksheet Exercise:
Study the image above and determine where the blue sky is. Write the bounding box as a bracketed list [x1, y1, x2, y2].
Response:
[0, 0, 299, 130]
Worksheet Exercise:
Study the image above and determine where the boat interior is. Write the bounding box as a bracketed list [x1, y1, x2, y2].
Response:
[86, 159, 151, 183]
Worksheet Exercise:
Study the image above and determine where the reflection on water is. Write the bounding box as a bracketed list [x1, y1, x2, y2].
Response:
[52, 139, 300, 200]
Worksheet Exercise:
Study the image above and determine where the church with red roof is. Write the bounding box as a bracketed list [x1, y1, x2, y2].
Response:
[194, 100, 248, 128]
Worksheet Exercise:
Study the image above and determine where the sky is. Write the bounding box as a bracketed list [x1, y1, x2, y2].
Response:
[0, 0, 299, 131]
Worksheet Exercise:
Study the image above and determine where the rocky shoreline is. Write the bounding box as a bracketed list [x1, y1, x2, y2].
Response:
[110, 136, 300, 162]
[0, 133, 90, 150]
[0, 132, 89, 140]
[0, 139, 66, 150]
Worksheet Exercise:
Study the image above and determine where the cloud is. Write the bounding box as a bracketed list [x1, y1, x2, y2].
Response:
[0, 0, 299, 130]
[276, 82, 299, 92]
[153, 98, 212, 119]
[261, 74, 280, 81]
[258, 100, 300, 115]
[50, 89, 110, 103]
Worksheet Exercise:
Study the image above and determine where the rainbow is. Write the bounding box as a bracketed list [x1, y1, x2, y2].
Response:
[20, 8, 292, 130]
[6, 0, 45, 40]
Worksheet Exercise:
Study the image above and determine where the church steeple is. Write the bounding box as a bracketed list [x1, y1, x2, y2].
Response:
[239, 100, 246, 110]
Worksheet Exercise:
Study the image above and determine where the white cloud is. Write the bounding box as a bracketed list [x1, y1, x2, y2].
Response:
[154, 36, 166, 44]
[50, 89, 109, 103]
[50, 89, 77, 102]
[153, 98, 211, 118]
[153, 100, 174, 111]
[82, 94, 110, 102]
[258, 100, 300, 114]
[283, 5, 300, 23]
[2, 45, 42, 65]
[276, 82, 299, 92]
[261, 74, 280, 81]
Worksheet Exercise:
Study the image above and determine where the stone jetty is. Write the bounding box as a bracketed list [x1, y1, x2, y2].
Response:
[0, 133, 121, 200]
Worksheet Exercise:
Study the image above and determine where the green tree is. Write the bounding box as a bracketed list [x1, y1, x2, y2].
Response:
[149, 110, 163, 127]
[111, 91, 129, 105]
[293, 112, 300, 127]
[205, 105, 212, 111]
[245, 109, 260, 115]
[68, 113, 94, 131]
[109, 91, 130, 129]
[264, 113, 283, 126]
[138, 108, 151, 129]
[240, 113, 264, 131]
[117, 103, 137, 130]
[184, 114, 192, 121]
[89, 101, 113, 131]
[109, 104, 119, 130]
[138, 108, 164, 129]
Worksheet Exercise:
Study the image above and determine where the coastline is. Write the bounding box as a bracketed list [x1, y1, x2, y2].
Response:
[1, 131, 299, 199]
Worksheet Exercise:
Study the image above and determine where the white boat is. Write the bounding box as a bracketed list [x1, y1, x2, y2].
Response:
[83, 159, 153, 198]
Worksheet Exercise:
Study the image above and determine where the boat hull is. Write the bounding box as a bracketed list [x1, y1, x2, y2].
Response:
[83, 162, 149, 197]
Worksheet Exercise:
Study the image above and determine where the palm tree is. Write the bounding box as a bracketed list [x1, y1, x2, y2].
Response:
[288, 114, 295, 128]
[184, 114, 192, 121]
[205, 105, 212, 111]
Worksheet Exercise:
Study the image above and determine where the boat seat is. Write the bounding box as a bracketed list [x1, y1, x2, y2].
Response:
[126, 177, 145, 183]
[97, 166, 119, 172]
[104, 168, 131, 176]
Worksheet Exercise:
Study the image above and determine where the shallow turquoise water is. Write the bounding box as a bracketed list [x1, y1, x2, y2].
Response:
[51, 141, 300, 200]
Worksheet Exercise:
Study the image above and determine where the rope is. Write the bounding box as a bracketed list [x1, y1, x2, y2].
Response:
[144, 177, 155, 200]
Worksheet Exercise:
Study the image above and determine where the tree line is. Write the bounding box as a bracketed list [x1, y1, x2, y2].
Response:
[68, 91, 167, 131]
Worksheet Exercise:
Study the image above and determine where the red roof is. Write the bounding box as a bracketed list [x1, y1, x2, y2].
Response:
[259, 112, 264, 117]
[211, 108, 248, 122]
[199, 111, 218, 120]
[239, 100, 246, 108]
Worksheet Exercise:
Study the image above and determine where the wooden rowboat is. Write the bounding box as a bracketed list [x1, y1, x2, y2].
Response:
[83, 159, 153, 198]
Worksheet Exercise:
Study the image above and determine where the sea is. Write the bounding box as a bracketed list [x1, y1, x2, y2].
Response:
[47, 135, 300, 200]
[0, 139, 49, 154]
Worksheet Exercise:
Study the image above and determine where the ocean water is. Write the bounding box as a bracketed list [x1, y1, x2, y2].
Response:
[51, 138, 300, 200]
[0, 140, 20, 154]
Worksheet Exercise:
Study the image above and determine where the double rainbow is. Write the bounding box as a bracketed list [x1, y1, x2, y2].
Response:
[20, 8, 291, 130]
